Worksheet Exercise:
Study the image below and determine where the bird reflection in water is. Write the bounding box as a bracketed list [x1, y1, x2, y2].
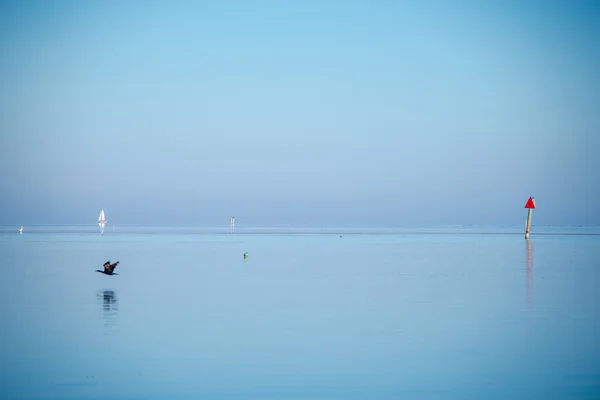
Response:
[97, 290, 118, 330]
[526, 241, 534, 308]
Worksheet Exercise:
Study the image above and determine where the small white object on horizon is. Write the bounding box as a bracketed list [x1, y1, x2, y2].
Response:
[98, 209, 107, 235]
[19, 226, 23, 234]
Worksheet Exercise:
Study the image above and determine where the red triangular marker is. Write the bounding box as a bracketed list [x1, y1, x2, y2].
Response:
[524, 197, 536, 209]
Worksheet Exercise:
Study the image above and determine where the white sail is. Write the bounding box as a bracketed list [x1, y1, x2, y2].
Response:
[19, 226, 23, 234]
[98, 209, 107, 234]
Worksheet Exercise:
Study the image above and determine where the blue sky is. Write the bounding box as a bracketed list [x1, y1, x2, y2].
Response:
[1, 0, 599, 226]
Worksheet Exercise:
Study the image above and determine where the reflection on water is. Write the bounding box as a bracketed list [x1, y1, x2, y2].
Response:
[526, 241, 534, 308]
[97, 290, 118, 330]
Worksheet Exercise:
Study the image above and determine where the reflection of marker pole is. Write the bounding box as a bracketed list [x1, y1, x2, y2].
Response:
[524, 197, 536, 240]
[526, 240, 533, 308]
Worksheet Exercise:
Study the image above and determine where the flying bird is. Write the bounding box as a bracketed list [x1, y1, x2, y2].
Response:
[97, 260, 119, 275]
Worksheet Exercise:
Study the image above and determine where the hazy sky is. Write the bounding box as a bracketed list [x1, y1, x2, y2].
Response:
[1, 0, 599, 226]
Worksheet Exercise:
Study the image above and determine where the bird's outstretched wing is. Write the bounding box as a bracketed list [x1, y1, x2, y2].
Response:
[107, 261, 119, 274]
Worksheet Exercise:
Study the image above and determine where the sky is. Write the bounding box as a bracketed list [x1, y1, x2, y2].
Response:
[1, 0, 599, 227]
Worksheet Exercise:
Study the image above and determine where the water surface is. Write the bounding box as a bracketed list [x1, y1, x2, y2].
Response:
[1, 227, 599, 399]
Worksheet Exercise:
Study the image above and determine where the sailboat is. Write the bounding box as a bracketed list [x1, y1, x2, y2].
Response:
[19, 226, 23, 234]
[98, 209, 107, 235]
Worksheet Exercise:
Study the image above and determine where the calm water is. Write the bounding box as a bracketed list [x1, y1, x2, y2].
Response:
[1, 227, 599, 399]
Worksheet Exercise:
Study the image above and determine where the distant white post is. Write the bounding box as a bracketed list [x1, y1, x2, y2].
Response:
[230, 216, 235, 233]
[524, 197, 535, 240]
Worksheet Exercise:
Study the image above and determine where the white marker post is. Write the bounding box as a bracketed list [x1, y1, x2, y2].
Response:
[524, 197, 536, 240]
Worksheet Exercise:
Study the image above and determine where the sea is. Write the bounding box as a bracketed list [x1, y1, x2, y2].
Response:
[0, 225, 599, 400]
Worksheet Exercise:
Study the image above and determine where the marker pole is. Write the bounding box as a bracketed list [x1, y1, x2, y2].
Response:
[525, 208, 533, 240]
